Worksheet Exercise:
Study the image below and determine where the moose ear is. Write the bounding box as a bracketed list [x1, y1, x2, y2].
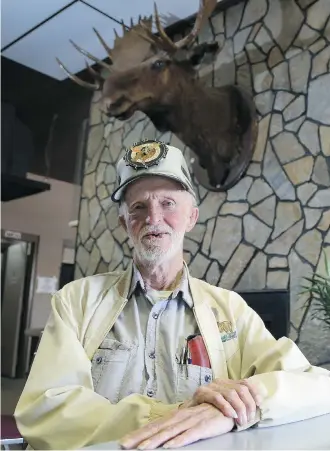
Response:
[188, 42, 220, 66]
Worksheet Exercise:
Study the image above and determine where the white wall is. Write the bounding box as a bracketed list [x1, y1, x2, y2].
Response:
[1, 173, 81, 328]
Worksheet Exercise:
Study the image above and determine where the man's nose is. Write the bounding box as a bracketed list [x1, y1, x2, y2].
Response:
[145, 204, 163, 224]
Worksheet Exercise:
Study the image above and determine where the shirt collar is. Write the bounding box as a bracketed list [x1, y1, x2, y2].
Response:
[129, 262, 194, 308]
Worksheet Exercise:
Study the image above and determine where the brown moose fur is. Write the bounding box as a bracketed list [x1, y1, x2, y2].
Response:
[58, 3, 256, 187]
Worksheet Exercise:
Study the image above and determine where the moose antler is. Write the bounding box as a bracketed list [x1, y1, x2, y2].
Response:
[85, 61, 104, 82]
[176, 0, 217, 49]
[69, 40, 113, 71]
[56, 57, 101, 90]
[109, 17, 157, 70]
[138, 0, 217, 53]
[93, 27, 113, 61]
[56, 18, 154, 88]
[56, 1, 217, 87]
[56, 33, 114, 90]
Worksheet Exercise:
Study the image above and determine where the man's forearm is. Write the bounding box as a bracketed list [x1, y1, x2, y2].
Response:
[15, 388, 179, 449]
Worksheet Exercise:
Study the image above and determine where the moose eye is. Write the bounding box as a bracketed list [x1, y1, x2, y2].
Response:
[152, 60, 167, 70]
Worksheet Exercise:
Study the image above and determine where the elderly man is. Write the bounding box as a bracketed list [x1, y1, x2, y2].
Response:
[15, 140, 330, 450]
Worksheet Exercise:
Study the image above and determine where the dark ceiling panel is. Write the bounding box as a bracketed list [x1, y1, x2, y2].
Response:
[1, 173, 51, 202]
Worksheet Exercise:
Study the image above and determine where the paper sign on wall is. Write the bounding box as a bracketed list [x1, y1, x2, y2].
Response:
[36, 276, 58, 294]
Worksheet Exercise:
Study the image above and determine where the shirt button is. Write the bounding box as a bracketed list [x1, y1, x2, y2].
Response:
[149, 351, 156, 359]
[205, 375, 211, 383]
[147, 390, 154, 397]
[96, 356, 103, 364]
[152, 312, 159, 319]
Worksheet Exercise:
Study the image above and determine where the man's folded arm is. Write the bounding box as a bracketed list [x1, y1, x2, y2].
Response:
[233, 296, 330, 431]
[14, 295, 179, 450]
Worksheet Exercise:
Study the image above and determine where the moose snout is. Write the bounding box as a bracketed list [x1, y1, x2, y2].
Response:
[102, 97, 117, 114]
[103, 98, 112, 112]
[102, 96, 126, 116]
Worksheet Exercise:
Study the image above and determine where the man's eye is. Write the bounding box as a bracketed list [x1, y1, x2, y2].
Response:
[132, 204, 144, 211]
[163, 200, 175, 207]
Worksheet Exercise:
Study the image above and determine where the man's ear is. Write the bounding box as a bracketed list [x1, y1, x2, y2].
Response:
[186, 206, 199, 233]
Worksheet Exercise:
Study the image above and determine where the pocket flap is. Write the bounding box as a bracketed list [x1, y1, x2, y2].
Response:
[99, 337, 135, 351]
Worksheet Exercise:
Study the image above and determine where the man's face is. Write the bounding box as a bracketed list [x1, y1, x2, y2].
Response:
[119, 177, 199, 264]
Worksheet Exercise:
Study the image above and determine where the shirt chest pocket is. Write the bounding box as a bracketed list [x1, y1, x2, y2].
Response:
[176, 364, 213, 403]
[91, 338, 136, 404]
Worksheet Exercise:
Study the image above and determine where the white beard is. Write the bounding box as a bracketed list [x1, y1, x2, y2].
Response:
[128, 224, 185, 265]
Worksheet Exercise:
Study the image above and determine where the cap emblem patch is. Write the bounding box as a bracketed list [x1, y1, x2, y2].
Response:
[124, 139, 168, 170]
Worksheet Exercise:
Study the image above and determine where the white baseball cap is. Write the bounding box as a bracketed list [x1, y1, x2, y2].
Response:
[111, 139, 196, 202]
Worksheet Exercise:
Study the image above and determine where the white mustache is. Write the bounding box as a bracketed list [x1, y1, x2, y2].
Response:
[140, 225, 173, 239]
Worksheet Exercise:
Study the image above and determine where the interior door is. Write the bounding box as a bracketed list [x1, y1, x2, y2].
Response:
[1, 241, 28, 377]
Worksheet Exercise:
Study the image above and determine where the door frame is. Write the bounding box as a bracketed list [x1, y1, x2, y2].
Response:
[1, 228, 39, 376]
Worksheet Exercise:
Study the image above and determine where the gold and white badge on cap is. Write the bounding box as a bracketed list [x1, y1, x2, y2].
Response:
[111, 139, 196, 202]
[123, 139, 168, 170]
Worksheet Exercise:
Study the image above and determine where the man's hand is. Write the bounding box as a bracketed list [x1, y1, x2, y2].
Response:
[181, 378, 264, 426]
[119, 403, 234, 450]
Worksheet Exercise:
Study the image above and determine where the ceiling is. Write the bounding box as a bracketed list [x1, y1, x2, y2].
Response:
[1, 173, 51, 202]
[1, 0, 221, 81]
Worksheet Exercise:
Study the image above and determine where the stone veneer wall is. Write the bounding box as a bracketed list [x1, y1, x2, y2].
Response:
[75, 0, 330, 366]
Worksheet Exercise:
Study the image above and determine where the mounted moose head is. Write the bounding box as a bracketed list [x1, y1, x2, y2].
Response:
[57, 0, 257, 190]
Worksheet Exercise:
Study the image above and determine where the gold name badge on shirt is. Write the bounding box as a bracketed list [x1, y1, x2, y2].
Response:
[218, 320, 237, 343]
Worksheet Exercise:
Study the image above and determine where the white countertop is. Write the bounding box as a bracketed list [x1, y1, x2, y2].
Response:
[82, 413, 330, 450]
